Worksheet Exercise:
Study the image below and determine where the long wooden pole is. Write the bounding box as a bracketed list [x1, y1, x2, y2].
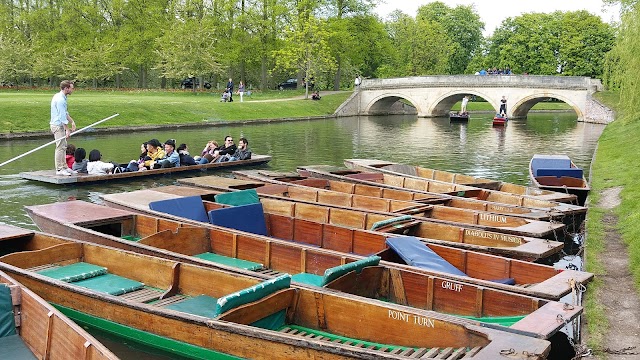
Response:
[0, 113, 120, 168]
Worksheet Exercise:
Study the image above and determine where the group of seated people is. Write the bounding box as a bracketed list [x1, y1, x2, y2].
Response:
[64, 135, 251, 175]
[476, 67, 513, 75]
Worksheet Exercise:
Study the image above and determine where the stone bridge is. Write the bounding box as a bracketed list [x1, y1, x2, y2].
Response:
[335, 75, 613, 123]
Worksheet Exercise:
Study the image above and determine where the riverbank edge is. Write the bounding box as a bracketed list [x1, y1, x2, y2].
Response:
[0, 109, 576, 140]
[0, 114, 338, 140]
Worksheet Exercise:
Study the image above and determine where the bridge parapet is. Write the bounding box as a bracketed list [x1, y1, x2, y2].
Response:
[361, 75, 599, 92]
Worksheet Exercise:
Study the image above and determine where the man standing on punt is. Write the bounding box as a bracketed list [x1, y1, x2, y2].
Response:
[50, 80, 77, 176]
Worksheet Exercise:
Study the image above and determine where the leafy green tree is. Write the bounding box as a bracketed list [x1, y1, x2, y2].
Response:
[0, 33, 32, 83]
[417, 2, 484, 74]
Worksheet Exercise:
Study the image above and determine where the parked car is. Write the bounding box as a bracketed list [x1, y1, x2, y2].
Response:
[276, 78, 297, 90]
[181, 77, 211, 89]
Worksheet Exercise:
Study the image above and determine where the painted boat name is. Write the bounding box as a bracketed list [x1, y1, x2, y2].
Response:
[464, 229, 523, 244]
[442, 281, 463, 292]
[478, 213, 508, 223]
[388, 310, 436, 328]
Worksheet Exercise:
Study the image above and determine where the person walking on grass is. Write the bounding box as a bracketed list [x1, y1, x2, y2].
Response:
[50, 80, 77, 176]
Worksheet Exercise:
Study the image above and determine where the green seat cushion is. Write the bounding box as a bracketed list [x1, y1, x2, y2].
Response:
[0, 334, 37, 359]
[72, 274, 144, 296]
[214, 189, 260, 206]
[459, 315, 526, 327]
[37, 262, 107, 283]
[0, 285, 16, 337]
[194, 252, 263, 271]
[370, 215, 412, 231]
[121, 235, 142, 242]
[214, 274, 291, 317]
[291, 273, 324, 287]
[165, 295, 219, 318]
[322, 256, 381, 286]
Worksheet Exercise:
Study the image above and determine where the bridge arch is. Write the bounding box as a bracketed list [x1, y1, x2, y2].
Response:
[364, 93, 421, 116]
[511, 93, 582, 119]
[430, 90, 498, 117]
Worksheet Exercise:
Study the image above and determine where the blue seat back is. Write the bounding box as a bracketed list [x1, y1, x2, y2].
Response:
[386, 237, 468, 277]
[536, 168, 583, 179]
[149, 196, 209, 223]
[208, 203, 268, 236]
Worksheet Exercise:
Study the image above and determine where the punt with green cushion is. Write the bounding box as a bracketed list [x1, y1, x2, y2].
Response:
[0, 285, 37, 359]
[291, 255, 381, 287]
[165, 274, 291, 330]
[37, 262, 144, 296]
[193, 252, 263, 271]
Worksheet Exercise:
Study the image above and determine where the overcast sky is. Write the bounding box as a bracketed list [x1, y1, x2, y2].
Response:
[374, 0, 621, 35]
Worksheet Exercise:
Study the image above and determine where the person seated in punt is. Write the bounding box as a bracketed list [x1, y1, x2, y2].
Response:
[125, 142, 148, 172]
[71, 147, 88, 174]
[86, 149, 115, 175]
[139, 139, 165, 171]
[217, 137, 251, 162]
[65, 144, 76, 169]
[195, 140, 219, 164]
[177, 143, 197, 166]
[156, 139, 180, 168]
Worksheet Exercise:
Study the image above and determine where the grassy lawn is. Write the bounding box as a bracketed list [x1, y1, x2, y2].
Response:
[0, 89, 351, 133]
[584, 90, 637, 354]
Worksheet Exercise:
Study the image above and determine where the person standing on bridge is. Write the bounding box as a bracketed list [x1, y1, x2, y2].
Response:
[499, 96, 507, 116]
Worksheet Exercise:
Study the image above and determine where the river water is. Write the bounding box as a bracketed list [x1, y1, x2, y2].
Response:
[0, 111, 604, 358]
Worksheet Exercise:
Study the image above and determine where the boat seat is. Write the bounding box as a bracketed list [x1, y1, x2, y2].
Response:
[194, 252, 263, 271]
[214, 189, 260, 206]
[0, 285, 37, 359]
[370, 215, 412, 231]
[385, 237, 469, 277]
[121, 235, 142, 242]
[535, 168, 583, 179]
[165, 294, 220, 318]
[149, 195, 209, 223]
[208, 203, 268, 236]
[72, 273, 144, 296]
[37, 262, 107, 283]
[292, 256, 381, 287]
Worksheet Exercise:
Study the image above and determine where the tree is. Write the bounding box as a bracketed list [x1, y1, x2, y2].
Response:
[0, 33, 33, 83]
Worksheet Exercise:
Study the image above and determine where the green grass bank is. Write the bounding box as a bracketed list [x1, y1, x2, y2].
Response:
[584, 91, 639, 355]
[0, 88, 572, 134]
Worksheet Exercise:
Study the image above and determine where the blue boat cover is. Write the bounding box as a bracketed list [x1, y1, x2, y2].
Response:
[208, 203, 268, 236]
[385, 237, 468, 277]
[149, 196, 209, 223]
[531, 154, 571, 173]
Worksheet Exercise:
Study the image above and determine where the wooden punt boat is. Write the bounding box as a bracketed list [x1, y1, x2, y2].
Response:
[18, 154, 271, 185]
[0, 224, 552, 359]
[94, 187, 593, 300]
[449, 112, 469, 122]
[0, 269, 119, 360]
[529, 155, 590, 206]
[344, 158, 578, 204]
[24, 200, 584, 345]
[233, 169, 567, 241]
[492, 115, 507, 126]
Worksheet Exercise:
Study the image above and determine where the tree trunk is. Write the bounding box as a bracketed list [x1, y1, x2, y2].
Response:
[334, 55, 342, 90]
[261, 56, 268, 91]
[115, 73, 121, 88]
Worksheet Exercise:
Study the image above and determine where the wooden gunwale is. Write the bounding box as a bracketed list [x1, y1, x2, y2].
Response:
[0, 226, 552, 359]
[88, 191, 591, 302]
[231, 170, 566, 241]
[343, 159, 578, 205]
[18, 154, 271, 185]
[0, 270, 119, 360]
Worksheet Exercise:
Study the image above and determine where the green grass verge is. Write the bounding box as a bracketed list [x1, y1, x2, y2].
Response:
[0, 89, 351, 133]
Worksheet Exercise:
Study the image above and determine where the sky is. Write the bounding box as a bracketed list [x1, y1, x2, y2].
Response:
[374, 0, 621, 35]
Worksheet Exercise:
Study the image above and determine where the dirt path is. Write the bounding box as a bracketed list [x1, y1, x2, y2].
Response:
[591, 187, 640, 359]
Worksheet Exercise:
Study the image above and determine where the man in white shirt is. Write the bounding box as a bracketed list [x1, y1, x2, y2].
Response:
[50, 80, 77, 176]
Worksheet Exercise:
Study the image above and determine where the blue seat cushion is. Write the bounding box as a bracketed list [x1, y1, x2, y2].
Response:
[214, 190, 260, 206]
[535, 168, 583, 179]
[149, 196, 209, 223]
[165, 295, 219, 318]
[208, 203, 268, 236]
[385, 237, 468, 277]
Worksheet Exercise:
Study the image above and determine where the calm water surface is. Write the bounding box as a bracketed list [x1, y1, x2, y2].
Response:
[0, 111, 604, 358]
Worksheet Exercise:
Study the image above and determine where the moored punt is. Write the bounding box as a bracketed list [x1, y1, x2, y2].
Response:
[0, 267, 119, 360]
[529, 155, 590, 206]
[18, 154, 271, 185]
[296, 165, 586, 221]
[95, 188, 593, 300]
[24, 200, 584, 343]
[0, 224, 552, 359]
[343, 158, 578, 204]
[232, 170, 564, 240]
